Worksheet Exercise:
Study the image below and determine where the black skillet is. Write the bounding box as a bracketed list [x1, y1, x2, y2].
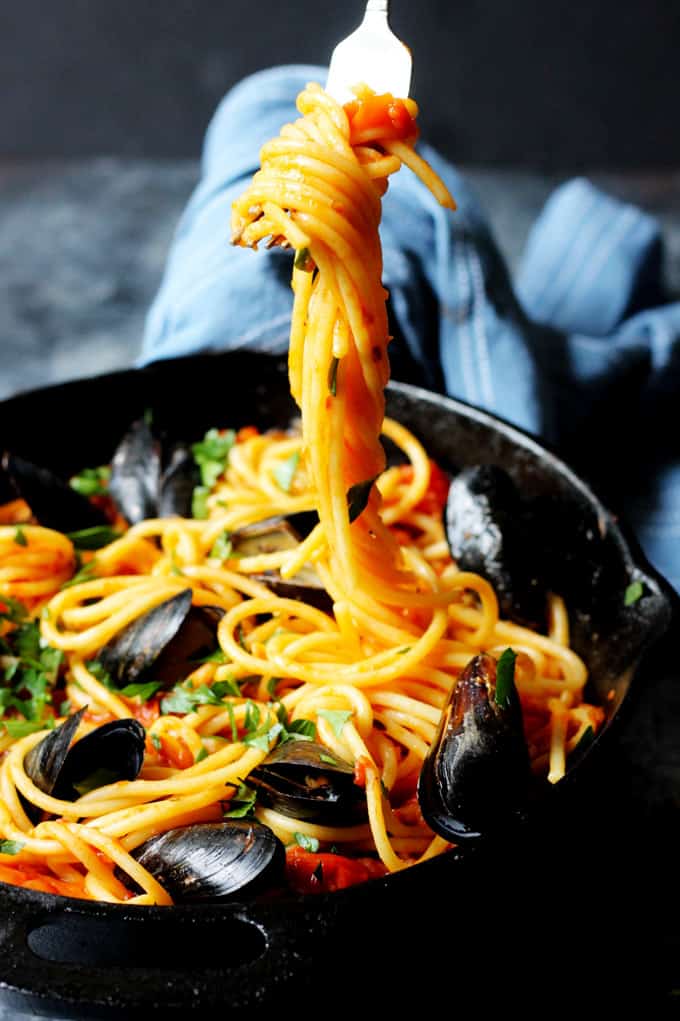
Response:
[0, 350, 675, 1018]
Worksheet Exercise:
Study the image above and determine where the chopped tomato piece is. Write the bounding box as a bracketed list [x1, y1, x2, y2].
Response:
[236, 426, 259, 443]
[131, 696, 161, 729]
[344, 94, 418, 146]
[286, 846, 387, 894]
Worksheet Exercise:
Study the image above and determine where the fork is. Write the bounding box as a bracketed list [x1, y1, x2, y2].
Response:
[325, 0, 412, 105]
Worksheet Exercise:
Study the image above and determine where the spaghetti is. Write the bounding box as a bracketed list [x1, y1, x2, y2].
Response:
[0, 84, 604, 904]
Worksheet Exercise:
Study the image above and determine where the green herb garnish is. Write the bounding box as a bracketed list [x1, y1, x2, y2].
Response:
[13, 527, 27, 547]
[194, 745, 208, 763]
[119, 681, 162, 702]
[0, 840, 25, 856]
[69, 465, 110, 497]
[328, 357, 339, 397]
[346, 477, 376, 523]
[624, 580, 644, 606]
[273, 451, 300, 493]
[192, 428, 235, 488]
[192, 486, 210, 520]
[0, 621, 63, 729]
[210, 530, 233, 561]
[317, 708, 352, 738]
[224, 781, 257, 818]
[150, 733, 162, 751]
[294, 247, 314, 272]
[495, 648, 517, 709]
[294, 832, 319, 853]
[66, 526, 121, 550]
[3, 719, 50, 739]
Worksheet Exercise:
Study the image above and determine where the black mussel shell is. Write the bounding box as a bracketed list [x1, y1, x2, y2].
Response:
[109, 419, 200, 523]
[157, 443, 199, 518]
[248, 740, 366, 825]
[24, 711, 145, 809]
[97, 592, 225, 690]
[108, 418, 161, 525]
[445, 465, 547, 631]
[97, 589, 193, 688]
[417, 653, 531, 842]
[232, 518, 332, 614]
[130, 820, 286, 903]
[1, 452, 108, 532]
[152, 604, 225, 687]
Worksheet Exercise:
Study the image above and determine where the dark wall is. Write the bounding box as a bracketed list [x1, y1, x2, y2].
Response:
[1, 0, 678, 168]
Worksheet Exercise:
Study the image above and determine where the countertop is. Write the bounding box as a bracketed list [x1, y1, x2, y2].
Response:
[0, 161, 679, 1018]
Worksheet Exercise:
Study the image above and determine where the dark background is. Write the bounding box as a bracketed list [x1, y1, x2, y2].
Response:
[0, 0, 678, 168]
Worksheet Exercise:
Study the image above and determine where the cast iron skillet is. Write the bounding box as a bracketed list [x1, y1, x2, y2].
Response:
[0, 350, 675, 1019]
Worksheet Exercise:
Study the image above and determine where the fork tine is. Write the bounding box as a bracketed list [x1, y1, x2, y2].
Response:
[326, 1, 412, 104]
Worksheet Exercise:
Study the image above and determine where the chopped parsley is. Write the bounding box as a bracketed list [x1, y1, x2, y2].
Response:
[328, 357, 339, 397]
[495, 648, 517, 709]
[317, 708, 352, 738]
[224, 781, 257, 818]
[273, 451, 300, 493]
[210, 530, 233, 561]
[347, 477, 377, 523]
[69, 465, 111, 497]
[150, 733, 162, 751]
[0, 840, 25, 856]
[191, 486, 210, 520]
[294, 247, 314, 272]
[192, 428, 235, 488]
[160, 679, 243, 715]
[66, 526, 121, 550]
[194, 745, 208, 763]
[13, 527, 27, 547]
[294, 832, 319, 853]
[624, 580, 644, 606]
[0, 620, 63, 731]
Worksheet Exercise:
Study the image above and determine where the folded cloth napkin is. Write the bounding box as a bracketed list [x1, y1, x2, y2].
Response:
[141, 65, 680, 591]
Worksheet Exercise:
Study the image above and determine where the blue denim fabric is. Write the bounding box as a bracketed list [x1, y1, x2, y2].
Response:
[141, 66, 680, 590]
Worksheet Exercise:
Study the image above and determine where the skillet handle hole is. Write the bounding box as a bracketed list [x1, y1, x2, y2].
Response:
[27, 913, 266, 970]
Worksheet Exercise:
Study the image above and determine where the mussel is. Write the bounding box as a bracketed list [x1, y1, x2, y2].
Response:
[248, 740, 366, 825]
[23, 709, 146, 820]
[445, 465, 547, 630]
[417, 652, 531, 842]
[231, 518, 332, 614]
[129, 820, 285, 902]
[108, 418, 199, 523]
[1, 451, 109, 531]
[97, 589, 224, 689]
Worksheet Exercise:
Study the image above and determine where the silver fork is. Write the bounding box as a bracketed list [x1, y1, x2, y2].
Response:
[325, 0, 412, 105]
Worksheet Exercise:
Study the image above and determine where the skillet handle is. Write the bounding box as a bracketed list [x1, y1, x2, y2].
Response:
[0, 889, 329, 1017]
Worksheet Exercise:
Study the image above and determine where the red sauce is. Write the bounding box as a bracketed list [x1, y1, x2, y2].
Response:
[286, 846, 387, 894]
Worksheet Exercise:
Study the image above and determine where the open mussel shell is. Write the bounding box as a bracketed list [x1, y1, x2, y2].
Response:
[23, 710, 145, 816]
[108, 418, 200, 523]
[248, 740, 366, 825]
[232, 518, 333, 615]
[157, 442, 199, 518]
[1, 451, 109, 532]
[129, 820, 286, 903]
[445, 465, 547, 631]
[108, 418, 162, 525]
[97, 590, 225, 690]
[417, 653, 531, 842]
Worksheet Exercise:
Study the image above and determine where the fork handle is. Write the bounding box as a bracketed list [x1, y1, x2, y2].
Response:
[365, 0, 389, 13]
